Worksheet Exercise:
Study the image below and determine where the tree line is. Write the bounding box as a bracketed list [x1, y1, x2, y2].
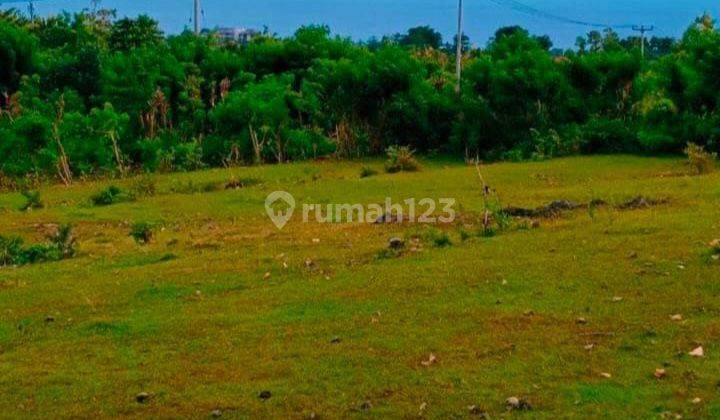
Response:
[0, 8, 718, 181]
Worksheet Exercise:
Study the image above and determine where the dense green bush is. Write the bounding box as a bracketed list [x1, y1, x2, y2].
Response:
[0, 10, 719, 181]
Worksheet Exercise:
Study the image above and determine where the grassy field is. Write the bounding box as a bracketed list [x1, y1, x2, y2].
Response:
[0, 156, 719, 418]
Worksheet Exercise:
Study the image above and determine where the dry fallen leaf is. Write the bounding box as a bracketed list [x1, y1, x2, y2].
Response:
[418, 402, 427, 414]
[689, 346, 704, 358]
[421, 354, 437, 367]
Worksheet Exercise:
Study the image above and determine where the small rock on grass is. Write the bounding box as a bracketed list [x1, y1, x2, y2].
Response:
[689, 346, 704, 358]
[330, 336, 341, 344]
[576, 317, 588, 325]
[258, 390, 272, 401]
[211, 409, 223, 417]
[506, 396, 532, 411]
[670, 314, 683, 321]
[135, 392, 151, 404]
[388, 237, 405, 250]
[468, 405, 489, 417]
[654, 368, 667, 379]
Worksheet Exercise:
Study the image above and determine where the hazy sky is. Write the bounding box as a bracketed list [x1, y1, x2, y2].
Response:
[2, 0, 718, 47]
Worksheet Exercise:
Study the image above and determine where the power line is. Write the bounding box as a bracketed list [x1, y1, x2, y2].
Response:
[632, 24, 654, 59]
[487, 0, 637, 29]
[455, 0, 463, 93]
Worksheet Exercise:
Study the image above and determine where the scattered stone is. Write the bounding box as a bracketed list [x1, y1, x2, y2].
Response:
[44, 315, 55, 323]
[468, 405, 489, 417]
[211, 409, 223, 418]
[135, 392, 150, 404]
[263, 272, 271, 280]
[359, 401, 372, 411]
[576, 317, 588, 325]
[505, 396, 532, 411]
[670, 314, 683, 321]
[654, 368, 667, 379]
[503, 200, 581, 218]
[618, 196, 669, 210]
[505, 397, 520, 410]
[374, 213, 404, 224]
[330, 336, 341, 344]
[388, 237, 405, 250]
[689, 346, 705, 358]
[600, 372, 612, 379]
[259, 391, 272, 401]
[692, 397, 702, 404]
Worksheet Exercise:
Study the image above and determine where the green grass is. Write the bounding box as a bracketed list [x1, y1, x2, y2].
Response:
[0, 156, 718, 418]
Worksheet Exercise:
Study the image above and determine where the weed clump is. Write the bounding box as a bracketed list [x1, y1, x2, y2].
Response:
[0, 224, 76, 266]
[685, 142, 716, 175]
[130, 175, 157, 197]
[385, 146, 420, 173]
[130, 222, 154, 245]
[168, 179, 221, 194]
[360, 166, 379, 178]
[19, 190, 43, 211]
[91, 185, 133, 206]
[225, 177, 260, 190]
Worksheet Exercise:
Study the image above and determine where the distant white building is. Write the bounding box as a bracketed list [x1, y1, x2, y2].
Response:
[214, 27, 260, 44]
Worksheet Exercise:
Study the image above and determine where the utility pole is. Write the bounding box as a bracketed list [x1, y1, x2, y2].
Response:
[194, 0, 201, 35]
[632, 25, 654, 59]
[455, 0, 463, 93]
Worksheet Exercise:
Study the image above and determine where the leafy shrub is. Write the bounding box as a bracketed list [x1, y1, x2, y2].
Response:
[130, 222, 154, 244]
[19, 190, 43, 211]
[385, 146, 420, 173]
[0, 224, 75, 266]
[91, 185, 132, 206]
[360, 166, 379, 178]
[406, 227, 452, 248]
[0, 236, 25, 266]
[685, 142, 717, 175]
